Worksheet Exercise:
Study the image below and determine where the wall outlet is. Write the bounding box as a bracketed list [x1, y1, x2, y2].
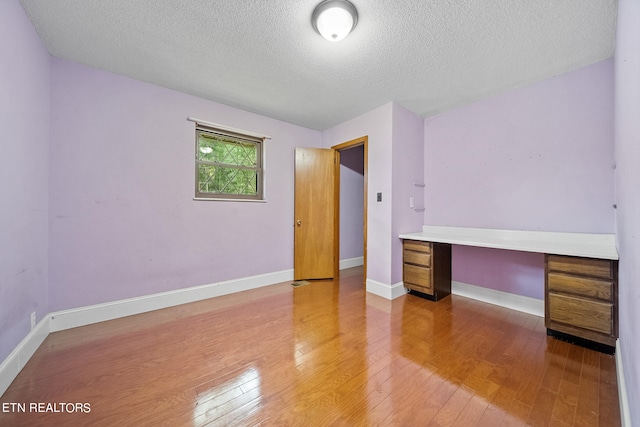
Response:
[409, 197, 415, 208]
[30, 312, 36, 330]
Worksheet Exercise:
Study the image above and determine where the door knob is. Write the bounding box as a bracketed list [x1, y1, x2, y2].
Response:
[296, 220, 302, 226]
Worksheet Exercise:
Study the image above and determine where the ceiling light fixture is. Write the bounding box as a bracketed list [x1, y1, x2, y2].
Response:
[312, 0, 358, 42]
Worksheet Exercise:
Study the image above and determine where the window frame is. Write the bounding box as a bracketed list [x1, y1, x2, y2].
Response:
[194, 124, 265, 201]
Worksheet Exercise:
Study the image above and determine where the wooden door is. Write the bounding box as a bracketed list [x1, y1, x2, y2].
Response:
[294, 148, 338, 280]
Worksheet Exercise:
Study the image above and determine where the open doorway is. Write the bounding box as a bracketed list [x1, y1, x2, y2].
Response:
[333, 136, 368, 283]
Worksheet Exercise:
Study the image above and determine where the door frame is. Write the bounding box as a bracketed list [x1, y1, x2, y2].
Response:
[332, 136, 368, 282]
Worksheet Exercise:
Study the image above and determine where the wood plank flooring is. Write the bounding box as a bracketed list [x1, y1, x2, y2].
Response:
[0, 267, 621, 426]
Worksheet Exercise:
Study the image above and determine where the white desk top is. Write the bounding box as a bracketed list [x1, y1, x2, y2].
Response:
[400, 226, 618, 260]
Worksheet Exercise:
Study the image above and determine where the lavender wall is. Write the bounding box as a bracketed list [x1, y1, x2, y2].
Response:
[0, 1, 50, 361]
[322, 103, 394, 285]
[339, 146, 364, 261]
[424, 60, 615, 298]
[614, 0, 640, 424]
[391, 103, 425, 284]
[452, 247, 544, 299]
[322, 102, 424, 287]
[48, 58, 321, 312]
[424, 59, 614, 233]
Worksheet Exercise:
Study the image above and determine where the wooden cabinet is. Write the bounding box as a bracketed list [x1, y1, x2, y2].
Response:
[402, 240, 451, 301]
[545, 254, 618, 349]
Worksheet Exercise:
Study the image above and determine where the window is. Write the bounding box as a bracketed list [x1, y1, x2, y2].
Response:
[195, 124, 264, 200]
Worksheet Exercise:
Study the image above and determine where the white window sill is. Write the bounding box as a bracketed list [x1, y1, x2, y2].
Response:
[193, 197, 267, 203]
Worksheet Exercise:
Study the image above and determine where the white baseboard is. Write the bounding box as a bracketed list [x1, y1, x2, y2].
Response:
[340, 256, 364, 270]
[0, 268, 293, 397]
[366, 278, 545, 315]
[390, 282, 409, 299]
[0, 316, 50, 397]
[366, 279, 407, 300]
[49, 269, 294, 332]
[451, 280, 544, 317]
[616, 340, 631, 427]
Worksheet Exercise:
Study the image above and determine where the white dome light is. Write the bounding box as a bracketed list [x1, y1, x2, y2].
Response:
[312, 0, 358, 42]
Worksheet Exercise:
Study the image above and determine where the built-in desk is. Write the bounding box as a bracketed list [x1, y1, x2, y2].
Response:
[400, 226, 619, 352]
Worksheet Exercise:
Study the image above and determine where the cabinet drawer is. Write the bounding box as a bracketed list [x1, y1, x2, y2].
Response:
[548, 293, 613, 335]
[548, 273, 613, 302]
[403, 263, 432, 291]
[547, 255, 613, 280]
[403, 240, 430, 254]
[403, 249, 430, 267]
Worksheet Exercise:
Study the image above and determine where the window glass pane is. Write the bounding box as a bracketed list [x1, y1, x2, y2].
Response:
[198, 164, 258, 196]
[195, 127, 262, 199]
[198, 133, 257, 167]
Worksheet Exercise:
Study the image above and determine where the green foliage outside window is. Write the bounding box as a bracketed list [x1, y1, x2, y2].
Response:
[196, 130, 263, 199]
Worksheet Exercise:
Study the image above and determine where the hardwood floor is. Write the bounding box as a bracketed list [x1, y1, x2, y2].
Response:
[0, 267, 621, 426]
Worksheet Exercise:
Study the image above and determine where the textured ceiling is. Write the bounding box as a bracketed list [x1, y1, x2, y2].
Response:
[19, 0, 617, 130]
